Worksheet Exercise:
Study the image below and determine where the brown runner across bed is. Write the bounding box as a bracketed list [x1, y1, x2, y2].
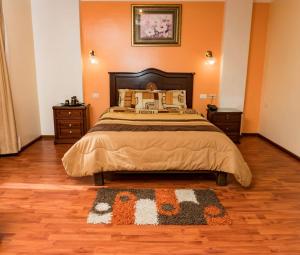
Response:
[89, 116, 222, 133]
[89, 123, 222, 132]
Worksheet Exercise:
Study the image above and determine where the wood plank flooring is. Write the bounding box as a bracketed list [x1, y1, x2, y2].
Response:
[0, 136, 300, 254]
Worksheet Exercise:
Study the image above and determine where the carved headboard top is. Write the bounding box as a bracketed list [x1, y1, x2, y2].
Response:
[109, 68, 195, 108]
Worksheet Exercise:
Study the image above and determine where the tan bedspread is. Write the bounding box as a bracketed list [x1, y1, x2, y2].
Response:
[62, 111, 252, 187]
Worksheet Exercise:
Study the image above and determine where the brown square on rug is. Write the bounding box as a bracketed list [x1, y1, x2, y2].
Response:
[87, 188, 231, 225]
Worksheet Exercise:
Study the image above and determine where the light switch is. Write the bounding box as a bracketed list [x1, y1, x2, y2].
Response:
[199, 94, 207, 99]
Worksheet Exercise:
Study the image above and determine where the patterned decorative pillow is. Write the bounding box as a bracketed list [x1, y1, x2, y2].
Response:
[159, 90, 187, 109]
[118, 89, 187, 110]
[135, 109, 158, 114]
[118, 89, 136, 108]
[109, 106, 197, 114]
[135, 91, 160, 110]
[109, 106, 136, 113]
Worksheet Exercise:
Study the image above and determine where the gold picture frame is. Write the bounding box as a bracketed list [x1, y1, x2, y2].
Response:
[132, 4, 182, 47]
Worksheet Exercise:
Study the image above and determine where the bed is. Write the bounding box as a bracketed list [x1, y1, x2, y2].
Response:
[62, 68, 252, 187]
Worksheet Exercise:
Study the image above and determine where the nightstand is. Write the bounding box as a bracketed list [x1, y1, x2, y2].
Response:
[207, 108, 242, 143]
[52, 104, 90, 144]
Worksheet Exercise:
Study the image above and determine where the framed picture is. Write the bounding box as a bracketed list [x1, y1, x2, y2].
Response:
[132, 4, 182, 46]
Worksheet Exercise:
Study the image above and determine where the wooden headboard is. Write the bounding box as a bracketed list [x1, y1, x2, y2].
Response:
[109, 68, 195, 108]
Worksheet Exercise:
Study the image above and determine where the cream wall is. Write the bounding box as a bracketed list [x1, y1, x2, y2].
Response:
[260, 0, 300, 156]
[2, 0, 41, 148]
[219, 0, 253, 111]
[31, 0, 83, 135]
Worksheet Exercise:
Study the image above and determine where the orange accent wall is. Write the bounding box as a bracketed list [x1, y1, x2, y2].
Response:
[243, 3, 269, 133]
[80, 2, 224, 124]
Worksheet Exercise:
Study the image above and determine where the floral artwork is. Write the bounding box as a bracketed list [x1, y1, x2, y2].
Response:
[132, 5, 181, 46]
[140, 14, 173, 39]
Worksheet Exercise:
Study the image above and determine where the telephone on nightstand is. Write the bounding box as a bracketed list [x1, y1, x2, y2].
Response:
[207, 104, 218, 111]
[62, 96, 84, 107]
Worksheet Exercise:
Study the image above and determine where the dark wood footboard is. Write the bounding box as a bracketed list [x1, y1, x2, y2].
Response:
[94, 172, 104, 186]
[93, 171, 228, 186]
[216, 172, 227, 186]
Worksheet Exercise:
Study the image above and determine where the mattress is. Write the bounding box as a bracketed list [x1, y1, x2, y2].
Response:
[62, 110, 252, 187]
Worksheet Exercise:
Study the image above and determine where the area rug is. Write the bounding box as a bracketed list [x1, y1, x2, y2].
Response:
[87, 188, 231, 225]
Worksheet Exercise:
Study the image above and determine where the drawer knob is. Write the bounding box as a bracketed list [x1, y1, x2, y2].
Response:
[68, 111, 72, 115]
[226, 127, 230, 131]
[69, 130, 73, 134]
[69, 123, 72, 127]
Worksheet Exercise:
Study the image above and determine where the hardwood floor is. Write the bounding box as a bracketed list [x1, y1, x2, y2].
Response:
[0, 136, 300, 254]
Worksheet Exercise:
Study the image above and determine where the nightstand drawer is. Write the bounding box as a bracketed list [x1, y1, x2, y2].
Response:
[214, 122, 240, 133]
[58, 128, 82, 138]
[210, 113, 241, 123]
[56, 109, 82, 119]
[57, 119, 82, 129]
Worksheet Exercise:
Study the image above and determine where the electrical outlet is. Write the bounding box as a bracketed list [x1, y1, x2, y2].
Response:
[199, 94, 207, 99]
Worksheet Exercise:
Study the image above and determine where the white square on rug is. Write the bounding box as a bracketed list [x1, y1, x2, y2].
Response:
[87, 211, 112, 224]
[175, 189, 198, 204]
[135, 199, 158, 225]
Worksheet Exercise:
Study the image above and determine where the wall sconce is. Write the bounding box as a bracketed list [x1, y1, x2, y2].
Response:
[89, 50, 97, 64]
[205, 50, 216, 65]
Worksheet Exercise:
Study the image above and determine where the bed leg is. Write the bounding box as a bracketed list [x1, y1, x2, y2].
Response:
[94, 172, 104, 186]
[216, 172, 227, 186]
